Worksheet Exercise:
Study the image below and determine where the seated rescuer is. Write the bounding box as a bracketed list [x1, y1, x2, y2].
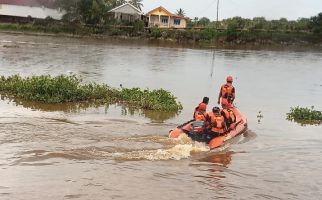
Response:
[206, 107, 228, 142]
[218, 76, 235, 107]
[193, 103, 208, 122]
[221, 104, 236, 130]
[193, 97, 209, 118]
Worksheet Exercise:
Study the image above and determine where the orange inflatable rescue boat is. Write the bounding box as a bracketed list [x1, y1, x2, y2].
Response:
[169, 107, 247, 149]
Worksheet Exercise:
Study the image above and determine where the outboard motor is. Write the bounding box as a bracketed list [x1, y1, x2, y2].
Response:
[191, 121, 206, 133]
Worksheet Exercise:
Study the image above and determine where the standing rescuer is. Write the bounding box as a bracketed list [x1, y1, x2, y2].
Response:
[218, 76, 235, 107]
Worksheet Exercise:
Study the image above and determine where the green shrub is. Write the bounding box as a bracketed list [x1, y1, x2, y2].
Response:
[119, 88, 182, 111]
[287, 106, 322, 125]
[199, 28, 217, 40]
[133, 20, 145, 33]
[0, 75, 182, 112]
[150, 26, 162, 38]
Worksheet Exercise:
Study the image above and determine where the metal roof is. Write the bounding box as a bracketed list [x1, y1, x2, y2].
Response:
[109, 3, 143, 15]
[0, 0, 56, 9]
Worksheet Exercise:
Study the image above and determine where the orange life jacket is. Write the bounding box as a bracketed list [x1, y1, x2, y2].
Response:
[193, 103, 207, 118]
[220, 84, 234, 99]
[194, 110, 207, 121]
[222, 108, 236, 124]
[208, 112, 225, 134]
[221, 99, 233, 108]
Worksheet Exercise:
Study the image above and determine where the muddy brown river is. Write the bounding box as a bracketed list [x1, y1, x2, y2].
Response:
[1, 32, 322, 200]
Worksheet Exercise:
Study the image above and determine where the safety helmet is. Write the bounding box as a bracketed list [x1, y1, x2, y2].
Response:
[226, 75, 233, 82]
[198, 103, 207, 111]
[212, 106, 220, 113]
[202, 97, 209, 104]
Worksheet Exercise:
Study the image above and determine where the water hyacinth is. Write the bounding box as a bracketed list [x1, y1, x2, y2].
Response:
[287, 106, 322, 125]
[0, 75, 182, 112]
[119, 88, 182, 111]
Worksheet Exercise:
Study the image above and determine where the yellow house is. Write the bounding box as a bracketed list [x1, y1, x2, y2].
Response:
[147, 6, 187, 28]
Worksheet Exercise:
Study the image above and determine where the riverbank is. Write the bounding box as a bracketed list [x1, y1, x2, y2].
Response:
[1, 22, 322, 49]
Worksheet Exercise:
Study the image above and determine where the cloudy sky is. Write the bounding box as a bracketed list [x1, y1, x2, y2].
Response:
[142, 0, 322, 20]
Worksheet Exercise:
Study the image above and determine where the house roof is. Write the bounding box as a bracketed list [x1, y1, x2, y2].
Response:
[173, 15, 188, 19]
[147, 6, 173, 16]
[147, 6, 187, 19]
[109, 3, 143, 15]
[0, 0, 56, 8]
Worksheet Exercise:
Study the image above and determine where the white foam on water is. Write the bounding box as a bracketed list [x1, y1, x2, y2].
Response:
[112, 144, 188, 161]
[55, 134, 214, 161]
[1, 40, 13, 43]
[112, 134, 210, 161]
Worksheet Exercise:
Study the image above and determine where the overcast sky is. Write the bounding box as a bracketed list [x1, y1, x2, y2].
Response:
[142, 0, 322, 21]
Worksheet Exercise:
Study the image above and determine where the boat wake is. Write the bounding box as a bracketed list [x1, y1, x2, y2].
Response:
[10, 131, 255, 165]
[113, 134, 210, 161]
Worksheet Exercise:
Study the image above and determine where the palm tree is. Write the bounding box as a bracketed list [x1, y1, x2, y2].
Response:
[176, 8, 185, 17]
[129, 0, 143, 11]
[105, 0, 126, 8]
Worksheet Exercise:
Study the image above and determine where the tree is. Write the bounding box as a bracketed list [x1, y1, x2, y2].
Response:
[252, 17, 267, 29]
[56, 0, 111, 25]
[295, 18, 310, 31]
[105, 0, 125, 8]
[129, 0, 143, 11]
[310, 12, 322, 33]
[279, 17, 289, 30]
[55, 0, 82, 22]
[176, 8, 185, 17]
[197, 17, 210, 27]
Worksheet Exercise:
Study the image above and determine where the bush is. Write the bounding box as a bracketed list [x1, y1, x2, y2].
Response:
[150, 26, 162, 38]
[287, 106, 322, 125]
[0, 75, 182, 111]
[200, 28, 217, 40]
[132, 20, 145, 33]
[119, 88, 183, 111]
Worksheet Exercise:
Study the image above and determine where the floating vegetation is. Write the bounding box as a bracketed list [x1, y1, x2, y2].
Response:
[0, 75, 183, 112]
[287, 106, 322, 125]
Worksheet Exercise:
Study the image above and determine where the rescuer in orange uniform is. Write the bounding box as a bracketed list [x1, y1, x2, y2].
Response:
[204, 107, 228, 142]
[193, 103, 208, 122]
[193, 97, 209, 118]
[218, 76, 235, 107]
[221, 105, 237, 130]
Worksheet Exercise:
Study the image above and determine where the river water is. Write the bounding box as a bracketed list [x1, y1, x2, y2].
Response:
[0, 32, 322, 200]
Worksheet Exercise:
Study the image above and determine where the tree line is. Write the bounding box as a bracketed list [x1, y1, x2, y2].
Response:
[55, 1, 321, 33]
[188, 13, 322, 33]
[55, 0, 143, 25]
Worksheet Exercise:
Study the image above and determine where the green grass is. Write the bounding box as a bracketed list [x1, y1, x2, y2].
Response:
[287, 106, 322, 125]
[0, 75, 182, 112]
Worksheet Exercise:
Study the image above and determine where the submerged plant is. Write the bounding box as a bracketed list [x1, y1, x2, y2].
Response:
[0, 75, 182, 112]
[287, 106, 322, 125]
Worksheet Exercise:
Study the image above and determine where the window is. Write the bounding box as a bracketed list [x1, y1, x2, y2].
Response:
[161, 17, 168, 24]
[174, 19, 181, 25]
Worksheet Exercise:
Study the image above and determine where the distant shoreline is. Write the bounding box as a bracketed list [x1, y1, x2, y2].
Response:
[1, 23, 322, 51]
